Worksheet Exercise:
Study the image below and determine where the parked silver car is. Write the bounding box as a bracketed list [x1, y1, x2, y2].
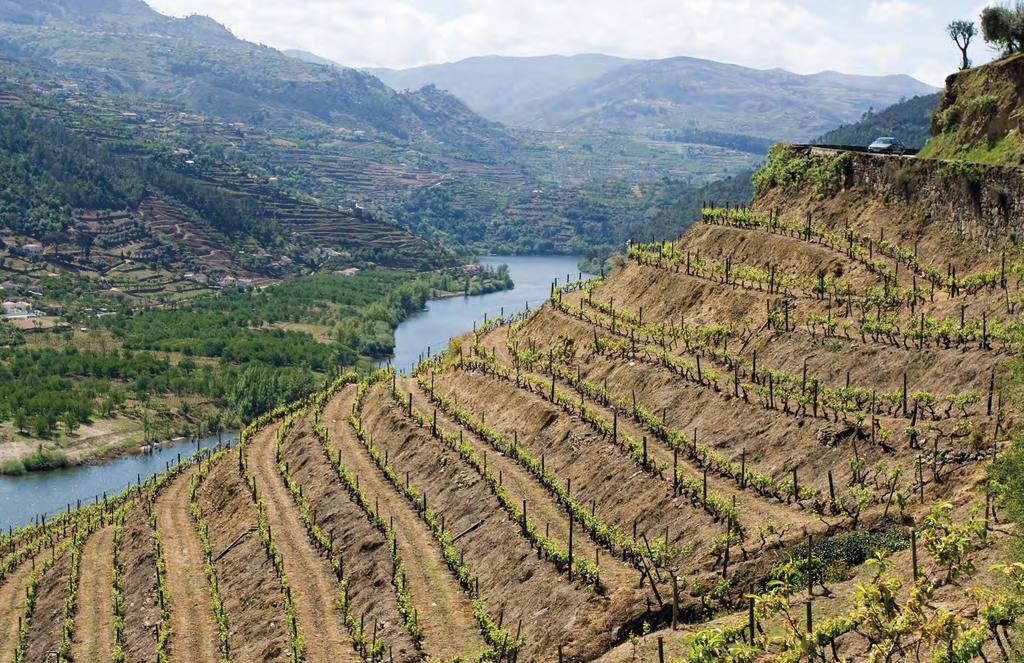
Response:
[868, 137, 907, 155]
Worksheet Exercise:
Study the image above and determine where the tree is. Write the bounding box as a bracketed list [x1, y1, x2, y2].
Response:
[41, 230, 68, 256]
[32, 413, 52, 438]
[62, 410, 78, 436]
[75, 231, 94, 261]
[981, 5, 1024, 55]
[13, 409, 27, 434]
[948, 20, 977, 69]
[205, 411, 223, 444]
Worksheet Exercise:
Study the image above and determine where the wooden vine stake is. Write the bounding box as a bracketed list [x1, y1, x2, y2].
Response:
[567, 510, 574, 581]
[748, 597, 756, 644]
[671, 575, 679, 630]
[673, 447, 679, 494]
[911, 528, 919, 581]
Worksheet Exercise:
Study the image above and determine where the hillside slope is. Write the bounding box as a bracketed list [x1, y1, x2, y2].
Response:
[4, 142, 1020, 660]
[529, 58, 935, 141]
[921, 52, 1024, 164]
[0, 0, 513, 157]
[368, 54, 637, 124]
[0, 4, 766, 260]
[0, 102, 449, 277]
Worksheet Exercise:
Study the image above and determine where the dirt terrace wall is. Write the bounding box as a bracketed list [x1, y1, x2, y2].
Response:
[756, 147, 1024, 255]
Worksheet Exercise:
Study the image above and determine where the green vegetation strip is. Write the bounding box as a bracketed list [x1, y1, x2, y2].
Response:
[310, 408, 425, 650]
[15, 537, 75, 662]
[273, 394, 395, 659]
[384, 372, 603, 588]
[236, 406, 308, 663]
[57, 527, 83, 662]
[414, 369, 653, 567]
[148, 506, 171, 662]
[111, 511, 127, 662]
[189, 449, 232, 662]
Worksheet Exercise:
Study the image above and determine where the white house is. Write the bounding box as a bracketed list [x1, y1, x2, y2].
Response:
[2, 301, 36, 319]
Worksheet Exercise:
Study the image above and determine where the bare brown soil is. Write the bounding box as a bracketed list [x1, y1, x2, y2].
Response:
[498, 292, 998, 512]
[753, 175, 1013, 273]
[153, 467, 220, 663]
[22, 549, 71, 663]
[322, 387, 488, 661]
[0, 560, 33, 663]
[119, 506, 160, 663]
[433, 364, 810, 591]
[279, 415, 421, 661]
[244, 421, 361, 663]
[361, 384, 645, 661]
[71, 526, 115, 663]
[198, 454, 291, 662]
[404, 376, 651, 602]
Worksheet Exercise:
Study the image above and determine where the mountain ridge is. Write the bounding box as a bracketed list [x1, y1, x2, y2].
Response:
[362, 52, 937, 140]
[0, 2, 513, 159]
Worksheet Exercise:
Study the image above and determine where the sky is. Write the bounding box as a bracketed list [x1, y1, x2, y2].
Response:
[145, 0, 995, 86]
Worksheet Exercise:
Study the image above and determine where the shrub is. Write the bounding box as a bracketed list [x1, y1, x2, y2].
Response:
[21, 446, 69, 472]
[807, 152, 850, 198]
[940, 160, 983, 202]
[937, 104, 963, 133]
[752, 144, 810, 192]
[967, 94, 999, 119]
[780, 527, 910, 586]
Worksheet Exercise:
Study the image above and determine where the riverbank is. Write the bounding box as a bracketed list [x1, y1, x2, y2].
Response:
[0, 416, 170, 475]
[0, 255, 569, 525]
[0, 430, 237, 529]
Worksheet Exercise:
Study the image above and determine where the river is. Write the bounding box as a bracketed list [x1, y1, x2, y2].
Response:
[0, 432, 236, 531]
[0, 254, 583, 530]
[381, 255, 587, 374]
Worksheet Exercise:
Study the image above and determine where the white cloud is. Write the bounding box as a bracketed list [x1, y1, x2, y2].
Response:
[865, 1, 930, 25]
[143, 0, 989, 86]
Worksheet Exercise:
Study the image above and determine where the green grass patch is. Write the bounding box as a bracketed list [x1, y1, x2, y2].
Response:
[772, 526, 910, 586]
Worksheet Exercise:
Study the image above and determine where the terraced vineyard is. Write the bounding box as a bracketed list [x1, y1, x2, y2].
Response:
[0, 148, 1022, 662]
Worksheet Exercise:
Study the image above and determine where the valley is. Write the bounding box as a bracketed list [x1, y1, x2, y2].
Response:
[1, 137, 1019, 659]
[0, 0, 1020, 661]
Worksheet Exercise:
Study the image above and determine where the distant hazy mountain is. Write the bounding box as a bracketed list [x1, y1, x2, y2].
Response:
[283, 48, 339, 68]
[368, 54, 637, 125]
[367, 54, 938, 142]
